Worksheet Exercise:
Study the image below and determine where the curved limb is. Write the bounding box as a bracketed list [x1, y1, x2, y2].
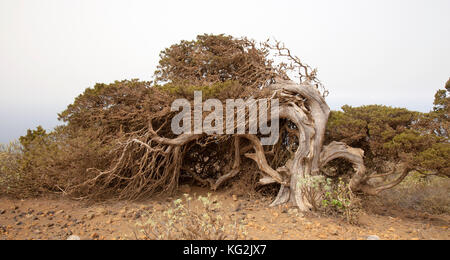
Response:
[211, 136, 241, 190]
[240, 134, 288, 185]
[320, 141, 411, 195]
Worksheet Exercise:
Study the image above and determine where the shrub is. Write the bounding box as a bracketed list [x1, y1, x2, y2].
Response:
[0, 142, 22, 195]
[378, 172, 450, 215]
[321, 178, 361, 224]
[0, 126, 114, 198]
[136, 193, 248, 240]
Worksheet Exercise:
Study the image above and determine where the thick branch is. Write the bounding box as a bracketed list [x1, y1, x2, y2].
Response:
[211, 136, 241, 190]
[240, 134, 287, 185]
[320, 141, 366, 193]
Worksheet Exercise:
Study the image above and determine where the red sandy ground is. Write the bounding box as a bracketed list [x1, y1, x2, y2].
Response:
[0, 187, 448, 240]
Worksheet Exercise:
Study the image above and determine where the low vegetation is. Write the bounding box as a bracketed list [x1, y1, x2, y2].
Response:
[378, 172, 450, 215]
[136, 194, 247, 240]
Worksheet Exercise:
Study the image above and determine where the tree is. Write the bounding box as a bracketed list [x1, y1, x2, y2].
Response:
[428, 78, 449, 138]
[11, 34, 448, 211]
[55, 34, 370, 211]
[19, 126, 48, 152]
[326, 88, 450, 182]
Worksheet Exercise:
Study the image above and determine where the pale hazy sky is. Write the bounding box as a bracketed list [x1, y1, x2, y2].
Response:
[1, 0, 449, 143]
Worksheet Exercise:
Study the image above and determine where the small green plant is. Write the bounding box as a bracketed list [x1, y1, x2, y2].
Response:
[136, 193, 247, 240]
[297, 175, 327, 210]
[321, 178, 361, 224]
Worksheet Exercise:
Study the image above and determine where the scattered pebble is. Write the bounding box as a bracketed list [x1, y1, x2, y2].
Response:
[366, 235, 380, 240]
[67, 235, 81, 240]
[90, 232, 100, 240]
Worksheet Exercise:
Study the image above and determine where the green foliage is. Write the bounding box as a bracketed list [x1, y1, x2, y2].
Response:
[296, 175, 361, 223]
[427, 78, 449, 138]
[0, 125, 114, 198]
[156, 80, 246, 100]
[0, 142, 22, 193]
[326, 103, 449, 177]
[58, 79, 154, 133]
[297, 175, 326, 190]
[19, 126, 48, 152]
[416, 143, 450, 173]
[383, 129, 438, 156]
[326, 105, 419, 165]
[322, 178, 361, 224]
[0, 126, 60, 197]
[434, 78, 449, 113]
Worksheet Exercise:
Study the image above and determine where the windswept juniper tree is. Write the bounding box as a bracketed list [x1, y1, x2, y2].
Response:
[14, 35, 446, 211]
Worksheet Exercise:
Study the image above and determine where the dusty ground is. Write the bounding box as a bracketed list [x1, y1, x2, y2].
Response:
[0, 187, 448, 240]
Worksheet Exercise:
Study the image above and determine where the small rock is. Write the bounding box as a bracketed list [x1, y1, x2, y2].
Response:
[16, 221, 23, 226]
[90, 233, 100, 240]
[0, 209, 5, 215]
[85, 213, 95, 220]
[366, 235, 380, 240]
[67, 235, 81, 240]
[232, 195, 238, 201]
[55, 210, 65, 215]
